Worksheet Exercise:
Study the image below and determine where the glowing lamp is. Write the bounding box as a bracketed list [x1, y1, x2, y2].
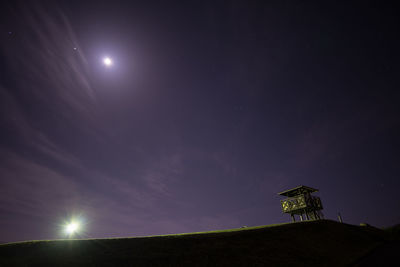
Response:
[65, 221, 80, 236]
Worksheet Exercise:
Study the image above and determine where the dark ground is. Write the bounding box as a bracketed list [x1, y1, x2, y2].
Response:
[0, 220, 398, 267]
[353, 240, 400, 266]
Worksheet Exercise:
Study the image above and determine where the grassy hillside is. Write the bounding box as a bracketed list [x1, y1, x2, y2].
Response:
[0, 220, 397, 266]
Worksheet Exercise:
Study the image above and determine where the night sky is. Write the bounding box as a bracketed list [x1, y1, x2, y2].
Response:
[1, 1, 399, 243]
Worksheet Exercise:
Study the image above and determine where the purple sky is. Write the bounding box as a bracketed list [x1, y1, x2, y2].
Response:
[0, 1, 399, 243]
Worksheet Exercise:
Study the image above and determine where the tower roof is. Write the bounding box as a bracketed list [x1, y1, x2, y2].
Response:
[278, 185, 319, 197]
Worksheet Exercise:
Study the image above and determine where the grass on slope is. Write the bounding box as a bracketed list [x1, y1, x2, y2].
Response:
[0, 220, 393, 267]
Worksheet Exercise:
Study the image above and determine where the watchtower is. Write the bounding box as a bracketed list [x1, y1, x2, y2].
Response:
[278, 185, 324, 222]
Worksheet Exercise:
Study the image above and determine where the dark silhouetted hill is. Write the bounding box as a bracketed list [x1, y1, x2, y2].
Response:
[0, 220, 398, 266]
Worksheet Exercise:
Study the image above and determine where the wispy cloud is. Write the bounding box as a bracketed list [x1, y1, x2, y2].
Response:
[0, 2, 169, 241]
[0, 150, 79, 218]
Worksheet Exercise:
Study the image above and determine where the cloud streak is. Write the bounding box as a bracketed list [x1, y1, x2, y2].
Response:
[0, 2, 187, 242]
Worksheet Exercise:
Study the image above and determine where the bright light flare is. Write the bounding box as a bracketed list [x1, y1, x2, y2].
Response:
[60, 215, 87, 239]
[103, 57, 113, 67]
[64, 221, 80, 236]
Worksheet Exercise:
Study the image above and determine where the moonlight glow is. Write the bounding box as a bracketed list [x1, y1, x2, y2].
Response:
[103, 57, 113, 67]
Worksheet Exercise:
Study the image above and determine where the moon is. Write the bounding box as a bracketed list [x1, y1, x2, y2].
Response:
[103, 57, 113, 67]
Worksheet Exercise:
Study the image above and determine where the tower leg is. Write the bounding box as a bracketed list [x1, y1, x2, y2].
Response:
[338, 213, 343, 223]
